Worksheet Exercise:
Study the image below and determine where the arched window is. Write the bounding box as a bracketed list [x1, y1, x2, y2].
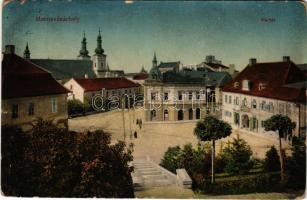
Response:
[252, 99, 257, 109]
[178, 110, 184, 121]
[189, 108, 193, 120]
[164, 110, 169, 121]
[242, 98, 247, 106]
[260, 101, 266, 110]
[196, 108, 201, 119]
[150, 110, 156, 121]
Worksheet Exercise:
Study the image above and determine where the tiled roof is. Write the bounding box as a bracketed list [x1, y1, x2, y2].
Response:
[133, 73, 149, 80]
[158, 61, 180, 68]
[205, 62, 229, 69]
[74, 77, 141, 92]
[31, 59, 95, 80]
[2, 54, 69, 99]
[222, 61, 306, 102]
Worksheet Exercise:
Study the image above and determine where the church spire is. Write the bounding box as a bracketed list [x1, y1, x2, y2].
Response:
[23, 42, 30, 59]
[78, 31, 90, 59]
[95, 28, 104, 55]
[152, 51, 157, 68]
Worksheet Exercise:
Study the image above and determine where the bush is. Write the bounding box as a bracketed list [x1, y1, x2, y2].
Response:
[160, 146, 182, 173]
[1, 121, 134, 197]
[67, 99, 85, 116]
[198, 172, 282, 194]
[263, 146, 280, 172]
[220, 134, 253, 175]
[160, 143, 213, 186]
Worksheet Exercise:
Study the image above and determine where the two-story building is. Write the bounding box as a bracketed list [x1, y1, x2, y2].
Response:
[144, 54, 232, 121]
[64, 77, 141, 110]
[222, 57, 306, 138]
[2, 45, 69, 130]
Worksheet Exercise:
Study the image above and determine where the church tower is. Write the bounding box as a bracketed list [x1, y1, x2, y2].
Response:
[152, 52, 157, 68]
[92, 29, 108, 77]
[23, 42, 30, 60]
[77, 31, 90, 60]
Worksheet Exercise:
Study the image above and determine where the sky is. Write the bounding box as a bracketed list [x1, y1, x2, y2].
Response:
[2, 0, 307, 72]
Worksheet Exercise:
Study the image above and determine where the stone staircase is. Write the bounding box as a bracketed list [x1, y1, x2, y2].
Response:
[132, 158, 178, 190]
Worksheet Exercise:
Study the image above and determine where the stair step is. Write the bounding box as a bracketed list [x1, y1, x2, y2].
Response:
[139, 170, 162, 176]
[144, 179, 173, 187]
[143, 174, 167, 180]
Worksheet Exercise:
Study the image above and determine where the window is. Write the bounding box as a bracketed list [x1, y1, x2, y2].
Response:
[259, 83, 267, 91]
[178, 91, 183, 100]
[260, 101, 266, 110]
[12, 104, 18, 119]
[164, 92, 169, 101]
[70, 84, 73, 90]
[188, 91, 193, 100]
[151, 92, 156, 100]
[234, 97, 239, 105]
[196, 91, 200, 100]
[269, 102, 274, 113]
[252, 99, 257, 109]
[189, 108, 193, 120]
[51, 98, 57, 113]
[28, 103, 34, 116]
[196, 108, 201, 119]
[233, 82, 239, 88]
[242, 80, 252, 91]
[242, 98, 247, 106]
[229, 96, 232, 104]
[164, 110, 169, 120]
[224, 95, 228, 103]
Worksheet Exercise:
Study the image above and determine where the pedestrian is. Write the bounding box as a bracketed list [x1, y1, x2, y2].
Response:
[134, 131, 138, 138]
[139, 118, 142, 129]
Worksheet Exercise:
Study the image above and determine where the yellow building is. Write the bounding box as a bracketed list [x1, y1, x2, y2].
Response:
[2, 45, 69, 130]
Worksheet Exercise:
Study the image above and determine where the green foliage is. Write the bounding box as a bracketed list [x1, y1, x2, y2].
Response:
[160, 143, 227, 186]
[263, 115, 296, 138]
[263, 146, 280, 172]
[1, 121, 134, 197]
[160, 146, 182, 173]
[194, 116, 232, 141]
[1, 125, 29, 196]
[67, 99, 90, 116]
[285, 141, 306, 189]
[220, 135, 253, 175]
[198, 172, 282, 195]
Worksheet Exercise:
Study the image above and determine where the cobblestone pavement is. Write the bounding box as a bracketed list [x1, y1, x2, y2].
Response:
[69, 109, 290, 164]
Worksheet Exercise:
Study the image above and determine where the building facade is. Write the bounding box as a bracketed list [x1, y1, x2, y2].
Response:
[2, 45, 69, 130]
[144, 53, 232, 122]
[222, 57, 306, 138]
[64, 77, 142, 110]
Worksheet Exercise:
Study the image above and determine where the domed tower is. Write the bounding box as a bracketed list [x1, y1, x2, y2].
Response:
[77, 31, 90, 60]
[23, 42, 31, 60]
[92, 29, 108, 77]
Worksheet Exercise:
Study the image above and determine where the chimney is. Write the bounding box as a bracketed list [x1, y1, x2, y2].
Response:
[84, 74, 88, 79]
[283, 56, 290, 62]
[5, 45, 15, 54]
[249, 58, 257, 65]
[229, 64, 235, 75]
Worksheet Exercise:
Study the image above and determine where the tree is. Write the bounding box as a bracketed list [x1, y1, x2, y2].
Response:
[1, 125, 29, 196]
[194, 116, 232, 183]
[264, 115, 296, 183]
[285, 139, 306, 189]
[1, 119, 134, 197]
[263, 146, 280, 172]
[221, 134, 253, 175]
